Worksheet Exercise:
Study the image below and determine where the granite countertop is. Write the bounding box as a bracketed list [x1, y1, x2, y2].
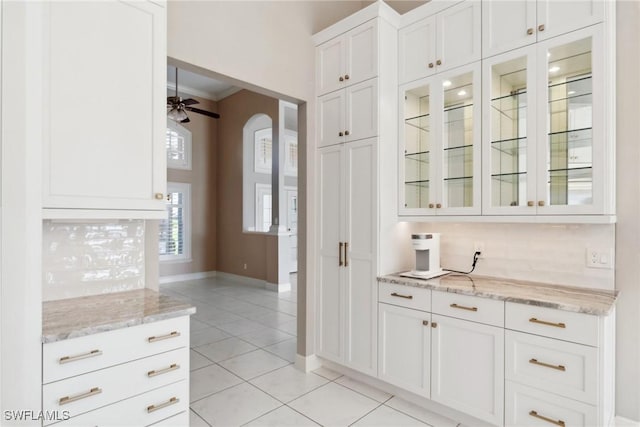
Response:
[378, 273, 618, 316]
[42, 289, 196, 343]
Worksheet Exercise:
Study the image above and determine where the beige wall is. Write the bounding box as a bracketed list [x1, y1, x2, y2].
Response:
[160, 95, 218, 277]
[216, 90, 279, 280]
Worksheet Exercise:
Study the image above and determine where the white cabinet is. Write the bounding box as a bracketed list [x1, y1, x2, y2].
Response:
[483, 24, 614, 216]
[43, 316, 190, 426]
[317, 138, 378, 376]
[399, 61, 481, 216]
[42, 1, 166, 217]
[431, 314, 504, 426]
[399, 1, 481, 84]
[316, 19, 378, 96]
[378, 303, 431, 397]
[318, 79, 378, 148]
[483, 0, 605, 58]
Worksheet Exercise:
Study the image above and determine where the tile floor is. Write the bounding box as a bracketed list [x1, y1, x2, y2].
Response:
[160, 275, 462, 427]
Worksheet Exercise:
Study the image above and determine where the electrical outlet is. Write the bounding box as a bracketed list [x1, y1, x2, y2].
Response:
[474, 242, 485, 258]
[586, 248, 613, 269]
[243, 263, 247, 270]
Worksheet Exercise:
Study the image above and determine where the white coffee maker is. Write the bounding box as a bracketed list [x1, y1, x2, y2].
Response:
[407, 233, 447, 279]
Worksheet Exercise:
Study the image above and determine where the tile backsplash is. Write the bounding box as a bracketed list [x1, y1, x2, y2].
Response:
[396, 222, 615, 290]
[43, 220, 145, 301]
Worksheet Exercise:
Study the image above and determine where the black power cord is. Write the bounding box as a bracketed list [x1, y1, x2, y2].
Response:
[444, 251, 482, 275]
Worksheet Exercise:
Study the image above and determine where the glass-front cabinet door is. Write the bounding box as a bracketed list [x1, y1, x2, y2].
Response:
[400, 62, 481, 216]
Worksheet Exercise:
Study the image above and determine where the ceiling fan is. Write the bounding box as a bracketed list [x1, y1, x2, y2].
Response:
[167, 67, 220, 123]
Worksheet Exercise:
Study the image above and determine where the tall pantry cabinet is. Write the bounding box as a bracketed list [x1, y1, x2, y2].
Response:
[315, 3, 399, 376]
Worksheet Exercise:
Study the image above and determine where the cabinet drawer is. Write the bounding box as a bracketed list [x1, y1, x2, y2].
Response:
[379, 282, 430, 311]
[148, 410, 189, 426]
[55, 379, 188, 427]
[506, 330, 597, 404]
[44, 316, 190, 384]
[505, 302, 598, 346]
[505, 381, 596, 427]
[43, 347, 188, 421]
[432, 291, 504, 327]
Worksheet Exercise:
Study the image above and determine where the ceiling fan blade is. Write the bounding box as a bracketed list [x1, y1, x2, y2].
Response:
[182, 98, 199, 106]
[184, 106, 220, 119]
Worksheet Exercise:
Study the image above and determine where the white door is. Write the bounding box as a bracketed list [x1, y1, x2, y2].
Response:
[536, 0, 604, 42]
[316, 36, 345, 96]
[317, 90, 346, 148]
[316, 145, 344, 363]
[398, 17, 436, 84]
[378, 304, 430, 397]
[436, 1, 481, 73]
[431, 315, 505, 426]
[344, 138, 378, 376]
[345, 19, 378, 87]
[345, 79, 378, 143]
[286, 189, 298, 273]
[482, 0, 537, 57]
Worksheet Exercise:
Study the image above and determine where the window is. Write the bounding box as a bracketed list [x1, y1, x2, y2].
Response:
[255, 184, 272, 232]
[166, 121, 192, 170]
[254, 128, 272, 174]
[159, 182, 191, 262]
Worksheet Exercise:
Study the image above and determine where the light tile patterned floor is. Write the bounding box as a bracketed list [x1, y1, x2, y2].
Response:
[161, 275, 462, 427]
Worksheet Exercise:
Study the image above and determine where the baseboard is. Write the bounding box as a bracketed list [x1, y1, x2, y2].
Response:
[615, 416, 640, 426]
[265, 282, 292, 293]
[215, 271, 266, 288]
[159, 270, 217, 284]
[295, 353, 321, 372]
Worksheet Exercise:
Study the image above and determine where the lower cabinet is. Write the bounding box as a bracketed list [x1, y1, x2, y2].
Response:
[431, 314, 505, 426]
[378, 303, 431, 397]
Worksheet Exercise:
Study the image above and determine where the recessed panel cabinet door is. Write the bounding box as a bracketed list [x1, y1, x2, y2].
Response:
[317, 91, 346, 148]
[436, 1, 481, 73]
[537, 0, 604, 42]
[345, 20, 378, 88]
[399, 17, 436, 84]
[43, 1, 166, 211]
[431, 315, 505, 426]
[345, 79, 378, 143]
[482, 0, 537, 57]
[316, 36, 345, 96]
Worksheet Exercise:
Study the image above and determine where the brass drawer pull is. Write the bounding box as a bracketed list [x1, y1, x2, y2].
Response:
[59, 349, 102, 364]
[529, 410, 565, 426]
[529, 318, 566, 328]
[59, 387, 102, 405]
[450, 303, 478, 312]
[148, 331, 181, 343]
[529, 358, 566, 371]
[147, 363, 180, 377]
[390, 292, 413, 299]
[344, 242, 349, 267]
[147, 397, 179, 413]
[339, 242, 344, 266]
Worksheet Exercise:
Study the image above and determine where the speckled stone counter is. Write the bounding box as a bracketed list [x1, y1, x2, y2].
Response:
[379, 273, 618, 316]
[42, 289, 196, 343]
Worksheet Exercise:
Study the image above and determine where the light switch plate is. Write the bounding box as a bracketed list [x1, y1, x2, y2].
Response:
[586, 248, 613, 269]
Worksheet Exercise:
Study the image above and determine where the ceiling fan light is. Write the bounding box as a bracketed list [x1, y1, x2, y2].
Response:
[168, 106, 189, 122]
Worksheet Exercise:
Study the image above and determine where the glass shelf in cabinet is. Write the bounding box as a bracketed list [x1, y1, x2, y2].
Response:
[491, 137, 527, 155]
[491, 171, 527, 183]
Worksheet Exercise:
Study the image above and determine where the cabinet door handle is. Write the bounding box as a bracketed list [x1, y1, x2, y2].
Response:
[147, 331, 181, 343]
[147, 363, 180, 377]
[436, 203, 442, 209]
[344, 130, 350, 136]
[436, 59, 442, 66]
[431, 322, 438, 328]
[529, 410, 565, 426]
[527, 28, 534, 35]
[59, 387, 102, 405]
[529, 318, 566, 328]
[390, 292, 413, 299]
[538, 200, 545, 206]
[147, 397, 179, 413]
[344, 74, 350, 80]
[450, 303, 478, 312]
[529, 358, 566, 372]
[339, 76, 344, 82]
[428, 62, 434, 68]
[154, 193, 164, 200]
[422, 320, 429, 326]
[538, 24, 545, 32]
[339, 131, 344, 137]
[344, 242, 349, 267]
[59, 349, 102, 364]
[428, 203, 435, 208]
[527, 201, 535, 207]
[339, 242, 344, 266]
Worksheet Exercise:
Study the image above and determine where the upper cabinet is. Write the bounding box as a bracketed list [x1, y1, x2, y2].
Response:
[42, 1, 167, 218]
[399, 1, 481, 84]
[483, 0, 605, 58]
[316, 20, 378, 96]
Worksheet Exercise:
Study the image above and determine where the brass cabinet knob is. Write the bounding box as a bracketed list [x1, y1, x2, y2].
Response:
[428, 63, 434, 68]
[428, 203, 435, 208]
[422, 320, 429, 326]
[154, 193, 164, 200]
[436, 203, 442, 209]
[436, 59, 442, 66]
[339, 76, 344, 82]
[527, 28, 534, 35]
[527, 201, 534, 207]
[538, 200, 545, 206]
[344, 74, 350, 80]
[339, 131, 344, 137]
[345, 130, 350, 136]
[538, 24, 545, 31]
[431, 322, 438, 328]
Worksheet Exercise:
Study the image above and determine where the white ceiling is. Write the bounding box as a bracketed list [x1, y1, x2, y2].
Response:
[167, 66, 240, 101]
